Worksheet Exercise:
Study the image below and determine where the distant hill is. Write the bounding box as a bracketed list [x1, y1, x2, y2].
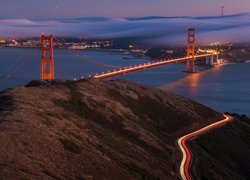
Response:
[125, 16, 189, 21]
[0, 78, 223, 179]
[125, 13, 250, 21]
[222, 45, 250, 62]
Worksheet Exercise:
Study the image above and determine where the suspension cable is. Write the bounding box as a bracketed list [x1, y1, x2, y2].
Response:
[0, 50, 31, 78]
[0, 50, 36, 84]
[54, 36, 120, 69]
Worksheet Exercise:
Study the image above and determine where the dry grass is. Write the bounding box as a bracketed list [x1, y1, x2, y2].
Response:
[0, 78, 224, 179]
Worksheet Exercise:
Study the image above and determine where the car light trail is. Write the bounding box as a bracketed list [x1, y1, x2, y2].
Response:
[178, 114, 233, 180]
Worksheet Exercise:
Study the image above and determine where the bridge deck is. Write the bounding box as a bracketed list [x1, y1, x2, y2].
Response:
[95, 54, 214, 79]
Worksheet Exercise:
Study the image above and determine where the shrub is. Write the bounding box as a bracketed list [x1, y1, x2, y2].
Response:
[59, 138, 81, 154]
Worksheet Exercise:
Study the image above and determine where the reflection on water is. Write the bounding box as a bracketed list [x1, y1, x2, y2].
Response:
[161, 72, 202, 94]
[160, 65, 224, 95]
[160, 64, 250, 116]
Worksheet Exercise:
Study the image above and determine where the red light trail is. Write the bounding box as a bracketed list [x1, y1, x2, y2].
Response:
[178, 114, 233, 180]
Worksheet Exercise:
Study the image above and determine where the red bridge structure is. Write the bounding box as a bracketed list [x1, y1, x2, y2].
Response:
[40, 28, 220, 80]
[186, 27, 196, 73]
[41, 34, 54, 80]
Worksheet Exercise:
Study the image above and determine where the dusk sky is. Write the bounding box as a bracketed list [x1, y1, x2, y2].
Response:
[0, 0, 249, 19]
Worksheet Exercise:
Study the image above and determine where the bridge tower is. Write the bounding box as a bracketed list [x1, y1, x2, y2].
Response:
[41, 34, 55, 80]
[186, 28, 196, 73]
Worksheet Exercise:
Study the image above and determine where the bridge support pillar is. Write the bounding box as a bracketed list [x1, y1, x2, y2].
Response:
[206, 55, 216, 66]
[206, 56, 209, 65]
[41, 34, 54, 80]
[186, 28, 196, 73]
[215, 54, 219, 64]
[210, 55, 214, 65]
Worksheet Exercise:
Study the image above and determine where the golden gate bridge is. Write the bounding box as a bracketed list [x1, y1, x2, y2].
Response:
[0, 27, 221, 84]
[41, 27, 220, 81]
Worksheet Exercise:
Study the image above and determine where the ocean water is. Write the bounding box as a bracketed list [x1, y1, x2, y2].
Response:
[0, 48, 249, 115]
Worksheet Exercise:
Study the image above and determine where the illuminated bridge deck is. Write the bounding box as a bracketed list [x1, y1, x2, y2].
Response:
[94, 54, 215, 79]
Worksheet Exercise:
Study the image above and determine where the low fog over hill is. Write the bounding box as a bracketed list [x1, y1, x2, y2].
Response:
[1, 13, 250, 45]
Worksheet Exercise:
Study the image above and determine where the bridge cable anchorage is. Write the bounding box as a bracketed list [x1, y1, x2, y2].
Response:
[54, 36, 120, 69]
[0, 51, 36, 83]
[41, 34, 55, 80]
[186, 27, 196, 73]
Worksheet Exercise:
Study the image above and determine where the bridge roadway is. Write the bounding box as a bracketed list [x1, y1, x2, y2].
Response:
[94, 54, 215, 79]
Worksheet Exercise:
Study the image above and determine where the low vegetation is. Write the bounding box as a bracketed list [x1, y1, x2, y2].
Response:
[189, 113, 250, 180]
[0, 78, 229, 179]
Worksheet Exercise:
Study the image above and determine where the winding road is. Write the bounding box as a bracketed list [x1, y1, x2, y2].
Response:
[178, 114, 233, 180]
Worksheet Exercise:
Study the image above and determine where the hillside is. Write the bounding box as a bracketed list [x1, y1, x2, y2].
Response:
[189, 114, 250, 180]
[221, 45, 250, 63]
[0, 78, 224, 179]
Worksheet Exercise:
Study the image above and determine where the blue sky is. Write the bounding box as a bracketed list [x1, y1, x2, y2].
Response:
[0, 0, 249, 18]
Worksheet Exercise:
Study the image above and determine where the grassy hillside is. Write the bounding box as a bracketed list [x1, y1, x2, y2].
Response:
[189, 114, 250, 180]
[0, 78, 223, 179]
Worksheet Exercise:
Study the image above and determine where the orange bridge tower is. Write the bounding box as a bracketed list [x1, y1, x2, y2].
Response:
[41, 34, 55, 80]
[186, 28, 196, 73]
